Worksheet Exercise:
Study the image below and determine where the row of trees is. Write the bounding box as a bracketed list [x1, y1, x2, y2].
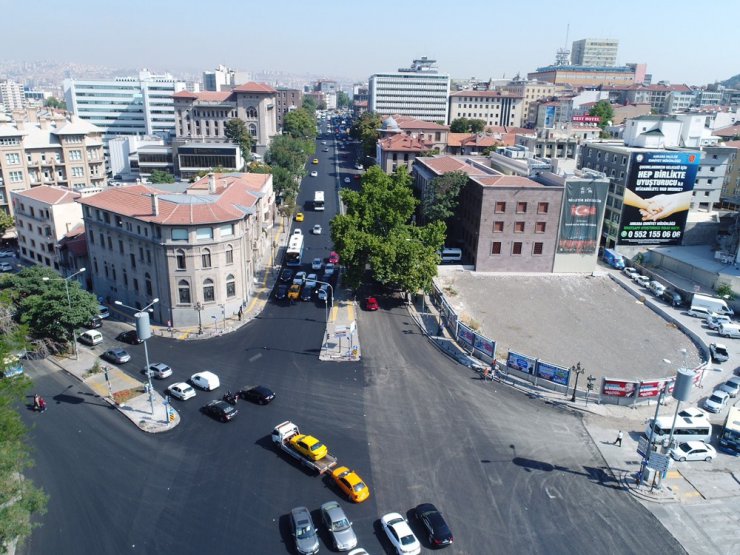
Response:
[350, 112, 382, 158]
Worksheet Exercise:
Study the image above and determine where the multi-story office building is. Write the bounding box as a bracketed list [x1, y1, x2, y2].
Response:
[369, 57, 450, 122]
[570, 38, 619, 67]
[108, 135, 165, 180]
[527, 64, 646, 87]
[202, 64, 251, 92]
[515, 126, 601, 161]
[78, 172, 275, 327]
[448, 91, 524, 127]
[11, 185, 83, 270]
[275, 88, 303, 130]
[0, 115, 105, 215]
[173, 82, 277, 157]
[502, 80, 557, 126]
[63, 70, 185, 158]
[0, 80, 25, 112]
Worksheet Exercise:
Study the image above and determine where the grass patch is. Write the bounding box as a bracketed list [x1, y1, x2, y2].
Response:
[113, 387, 145, 405]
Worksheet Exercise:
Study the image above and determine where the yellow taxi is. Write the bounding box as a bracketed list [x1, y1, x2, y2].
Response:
[331, 466, 370, 503]
[295, 212, 304, 222]
[312, 158, 319, 164]
[290, 434, 328, 461]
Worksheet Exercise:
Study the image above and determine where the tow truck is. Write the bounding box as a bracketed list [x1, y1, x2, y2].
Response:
[271, 421, 338, 474]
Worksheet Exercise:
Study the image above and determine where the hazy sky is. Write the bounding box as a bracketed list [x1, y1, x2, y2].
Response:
[3, 0, 739, 84]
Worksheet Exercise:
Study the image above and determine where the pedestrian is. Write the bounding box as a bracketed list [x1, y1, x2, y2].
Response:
[238, 307, 243, 321]
[615, 430, 623, 447]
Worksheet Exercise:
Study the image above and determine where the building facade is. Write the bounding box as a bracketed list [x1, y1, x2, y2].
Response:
[515, 126, 601, 160]
[275, 88, 303, 130]
[448, 91, 524, 128]
[502, 80, 557, 126]
[11, 185, 83, 270]
[0, 80, 24, 112]
[527, 65, 642, 87]
[570, 38, 619, 66]
[0, 115, 105, 215]
[369, 57, 450, 122]
[78, 173, 275, 327]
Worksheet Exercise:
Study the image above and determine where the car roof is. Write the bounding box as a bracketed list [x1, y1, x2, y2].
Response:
[151, 362, 169, 369]
[195, 370, 217, 378]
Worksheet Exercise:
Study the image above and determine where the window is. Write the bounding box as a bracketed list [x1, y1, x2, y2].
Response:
[514, 221, 525, 233]
[5, 153, 20, 165]
[491, 242, 502, 255]
[69, 150, 82, 161]
[494, 201, 506, 213]
[512, 242, 523, 255]
[202, 248, 212, 268]
[172, 228, 188, 241]
[220, 223, 234, 237]
[176, 249, 186, 270]
[535, 222, 546, 233]
[533, 242, 544, 255]
[123, 269, 128, 286]
[537, 202, 549, 214]
[516, 202, 527, 214]
[493, 221, 504, 233]
[226, 274, 236, 298]
[249, 123, 257, 137]
[196, 227, 213, 240]
[118, 240, 124, 254]
[225, 245, 234, 264]
[9, 171, 23, 182]
[203, 278, 215, 302]
[130, 253, 136, 268]
[133, 278, 139, 292]
[72, 167, 84, 177]
[145, 273, 153, 296]
[178, 280, 191, 304]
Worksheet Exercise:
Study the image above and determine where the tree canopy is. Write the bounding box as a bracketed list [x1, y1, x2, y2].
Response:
[450, 117, 486, 133]
[337, 91, 351, 108]
[224, 118, 253, 166]
[423, 171, 469, 224]
[283, 108, 317, 141]
[350, 112, 383, 158]
[0, 212, 14, 237]
[149, 169, 175, 184]
[589, 100, 614, 129]
[43, 97, 66, 110]
[302, 96, 317, 114]
[331, 166, 444, 292]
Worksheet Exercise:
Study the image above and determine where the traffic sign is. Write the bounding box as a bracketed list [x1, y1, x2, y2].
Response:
[637, 437, 649, 458]
[647, 451, 671, 473]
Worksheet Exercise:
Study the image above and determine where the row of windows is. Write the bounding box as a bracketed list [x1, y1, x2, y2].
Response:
[178, 276, 236, 304]
[492, 221, 547, 233]
[494, 201, 549, 214]
[175, 247, 234, 270]
[490, 241, 545, 256]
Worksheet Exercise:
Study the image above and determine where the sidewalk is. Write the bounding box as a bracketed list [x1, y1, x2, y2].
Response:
[319, 290, 361, 362]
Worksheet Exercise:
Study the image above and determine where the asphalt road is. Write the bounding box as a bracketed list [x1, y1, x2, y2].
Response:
[19, 128, 684, 554]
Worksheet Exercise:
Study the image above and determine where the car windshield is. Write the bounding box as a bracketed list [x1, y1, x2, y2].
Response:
[310, 442, 324, 452]
[677, 443, 690, 451]
[353, 482, 366, 492]
[709, 394, 722, 403]
[296, 524, 313, 538]
[401, 534, 416, 545]
[333, 517, 350, 530]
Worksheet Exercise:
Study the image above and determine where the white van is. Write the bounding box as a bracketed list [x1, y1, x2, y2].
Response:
[438, 248, 462, 263]
[645, 414, 712, 444]
[79, 330, 103, 346]
[648, 281, 666, 296]
[719, 323, 740, 338]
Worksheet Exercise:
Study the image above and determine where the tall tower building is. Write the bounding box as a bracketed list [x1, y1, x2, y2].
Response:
[571, 38, 619, 67]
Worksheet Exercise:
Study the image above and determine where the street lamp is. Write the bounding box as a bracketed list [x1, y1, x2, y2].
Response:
[570, 362, 585, 403]
[42, 267, 86, 360]
[194, 302, 203, 334]
[315, 279, 334, 323]
[115, 297, 159, 416]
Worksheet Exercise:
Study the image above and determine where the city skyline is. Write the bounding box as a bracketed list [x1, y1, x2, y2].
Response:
[3, 0, 739, 86]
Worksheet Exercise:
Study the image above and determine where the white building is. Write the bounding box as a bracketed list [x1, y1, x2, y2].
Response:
[369, 57, 450, 122]
[448, 91, 524, 127]
[108, 135, 165, 180]
[0, 80, 24, 113]
[570, 38, 619, 66]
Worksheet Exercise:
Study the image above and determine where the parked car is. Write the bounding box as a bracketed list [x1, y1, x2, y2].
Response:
[116, 330, 142, 344]
[381, 513, 421, 555]
[321, 501, 358, 551]
[670, 441, 716, 462]
[239, 385, 275, 404]
[294, 271, 307, 284]
[328, 251, 340, 264]
[717, 376, 740, 398]
[331, 466, 370, 503]
[86, 316, 103, 329]
[364, 297, 379, 311]
[190, 370, 220, 390]
[709, 343, 730, 363]
[623, 267, 639, 279]
[0, 250, 14, 258]
[98, 305, 110, 319]
[324, 263, 336, 276]
[300, 286, 315, 302]
[414, 503, 454, 547]
[201, 399, 238, 422]
[168, 382, 196, 400]
[660, 289, 683, 307]
[306, 273, 318, 287]
[634, 275, 650, 287]
[288, 284, 301, 301]
[344, 177, 350, 183]
[290, 506, 319, 555]
[311, 258, 323, 271]
[688, 306, 713, 319]
[0, 262, 13, 272]
[280, 269, 295, 283]
[145, 362, 172, 379]
[317, 284, 331, 302]
[703, 389, 730, 413]
[706, 313, 731, 331]
[275, 284, 289, 300]
[101, 348, 131, 364]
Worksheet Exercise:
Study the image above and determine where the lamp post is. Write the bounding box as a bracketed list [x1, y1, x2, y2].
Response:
[42, 267, 86, 360]
[115, 297, 159, 416]
[315, 279, 334, 323]
[194, 302, 203, 335]
[570, 362, 585, 403]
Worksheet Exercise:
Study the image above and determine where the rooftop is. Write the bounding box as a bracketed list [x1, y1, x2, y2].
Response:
[13, 185, 81, 205]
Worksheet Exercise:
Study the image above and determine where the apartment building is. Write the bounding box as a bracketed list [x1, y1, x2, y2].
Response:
[369, 57, 450, 122]
[502, 80, 556, 126]
[515, 126, 601, 161]
[0, 115, 105, 215]
[0, 80, 24, 112]
[11, 185, 83, 270]
[448, 91, 524, 128]
[78, 172, 275, 327]
[275, 88, 303, 130]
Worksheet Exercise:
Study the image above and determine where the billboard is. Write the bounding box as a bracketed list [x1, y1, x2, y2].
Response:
[602, 378, 638, 397]
[535, 360, 571, 386]
[457, 323, 475, 347]
[618, 151, 700, 246]
[507, 351, 536, 375]
[544, 106, 556, 127]
[557, 180, 609, 254]
[572, 115, 601, 123]
[473, 335, 495, 358]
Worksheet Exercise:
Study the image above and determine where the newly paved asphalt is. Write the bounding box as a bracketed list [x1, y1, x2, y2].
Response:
[19, 127, 684, 554]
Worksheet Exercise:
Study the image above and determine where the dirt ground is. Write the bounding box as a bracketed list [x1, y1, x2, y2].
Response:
[436, 271, 702, 382]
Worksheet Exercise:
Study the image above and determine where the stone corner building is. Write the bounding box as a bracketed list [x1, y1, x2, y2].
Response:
[78, 172, 274, 327]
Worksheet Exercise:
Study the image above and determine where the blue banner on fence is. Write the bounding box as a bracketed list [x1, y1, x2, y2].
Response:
[535, 360, 571, 386]
[457, 323, 475, 347]
[473, 334, 495, 358]
[507, 351, 536, 375]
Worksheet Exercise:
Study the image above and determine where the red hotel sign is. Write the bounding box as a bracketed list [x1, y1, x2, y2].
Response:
[572, 115, 601, 123]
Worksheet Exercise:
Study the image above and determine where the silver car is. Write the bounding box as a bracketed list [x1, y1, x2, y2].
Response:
[321, 501, 358, 551]
[290, 506, 319, 555]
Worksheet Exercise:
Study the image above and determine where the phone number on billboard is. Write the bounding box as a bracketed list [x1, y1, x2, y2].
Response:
[624, 230, 681, 239]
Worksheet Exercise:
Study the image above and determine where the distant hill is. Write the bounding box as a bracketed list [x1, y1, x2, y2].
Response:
[721, 74, 740, 89]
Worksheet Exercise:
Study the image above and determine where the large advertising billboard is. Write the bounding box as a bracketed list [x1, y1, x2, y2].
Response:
[618, 151, 700, 246]
[557, 180, 609, 254]
[535, 360, 571, 386]
[507, 351, 536, 375]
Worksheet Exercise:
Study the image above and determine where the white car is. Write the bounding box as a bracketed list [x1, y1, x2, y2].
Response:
[190, 370, 220, 391]
[706, 313, 731, 330]
[168, 382, 196, 401]
[310, 170, 318, 177]
[703, 389, 729, 413]
[312, 224, 322, 235]
[717, 376, 740, 398]
[381, 512, 421, 555]
[0, 250, 14, 258]
[0, 262, 13, 272]
[634, 275, 650, 287]
[670, 441, 716, 462]
[311, 258, 323, 271]
[622, 267, 639, 278]
[145, 362, 172, 379]
[344, 177, 350, 183]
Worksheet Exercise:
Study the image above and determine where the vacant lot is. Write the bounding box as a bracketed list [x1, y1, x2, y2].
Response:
[436, 272, 702, 381]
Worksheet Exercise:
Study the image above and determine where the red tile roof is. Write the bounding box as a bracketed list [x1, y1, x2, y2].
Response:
[389, 115, 449, 131]
[231, 82, 277, 94]
[417, 156, 491, 176]
[173, 91, 199, 99]
[378, 133, 428, 152]
[714, 124, 740, 138]
[14, 185, 80, 204]
[475, 175, 543, 188]
[723, 140, 740, 148]
[173, 91, 232, 102]
[447, 133, 473, 147]
[461, 135, 500, 147]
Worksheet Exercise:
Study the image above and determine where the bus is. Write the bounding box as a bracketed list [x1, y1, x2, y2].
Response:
[644, 414, 712, 444]
[314, 190, 325, 211]
[718, 406, 740, 456]
[285, 234, 304, 267]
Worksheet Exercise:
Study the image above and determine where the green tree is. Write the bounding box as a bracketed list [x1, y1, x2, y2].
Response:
[589, 100, 614, 129]
[224, 118, 253, 166]
[271, 166, 298, 198]
[469, 119, 486, 133]
[350, 112, 383, 158]
[247, 161, 272, 174]
[283, 108, 317, 140]
[423, 171, 469, 223]
[302, 96, 317, 114]
[337, 91, 351, 108]
[450, 117, 470, 133]
[149, 170, 175, 184]
[0, 211, 14, 237]
[43, 97, 66, 110]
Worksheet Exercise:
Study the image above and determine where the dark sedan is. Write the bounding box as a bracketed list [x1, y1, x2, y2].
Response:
[279, 269, 295, 283]
[101, 348, 131, 364]
[275, 284, 289, 301]
[415, 503, 453, 547]
[240, 385, 275, 405]
[117, 330, 142, 344]
[201, 400, 238, 422]
[300, 286, 315, 302]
